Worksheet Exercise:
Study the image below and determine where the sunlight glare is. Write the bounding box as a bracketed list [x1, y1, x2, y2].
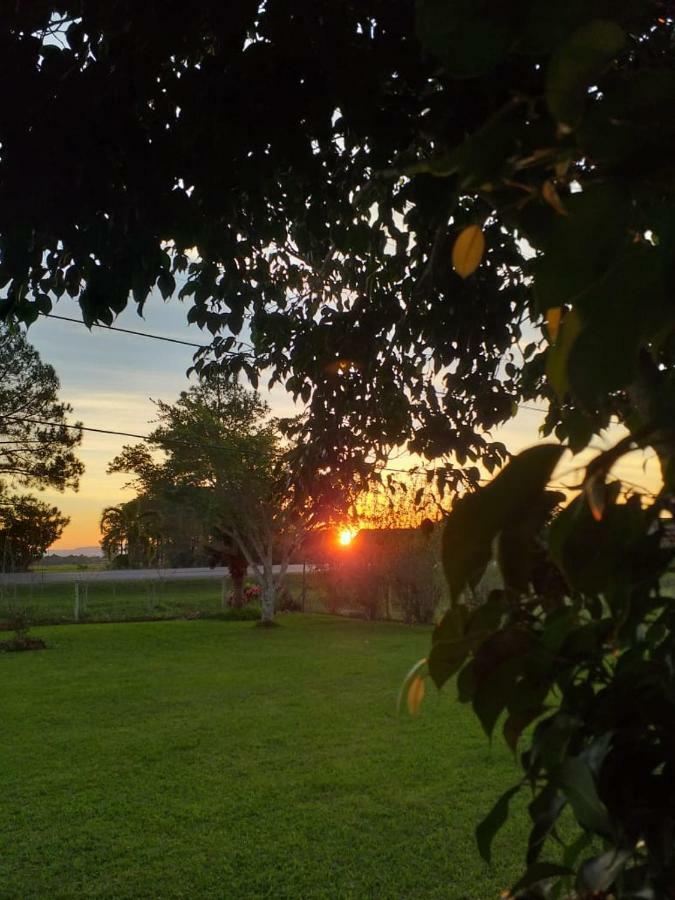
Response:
[339, 528, 354, 546]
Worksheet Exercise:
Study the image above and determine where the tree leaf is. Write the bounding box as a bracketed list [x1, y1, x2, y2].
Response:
[527, 785, 567, 865]
[452, 225, 485, 278]
[503, 706, 547, 755]
[476, 784, 522, 862]
[546, 20, 626, 127]
[397, 656, 428, 714]
[558, 756, 611, 834]
[546, 306, 562, 343]
[542, 181, 568, 216]
[472, 653, 527, 739]
[416, 0, 516, 77]
[428, 637, 476, 689]
[511, 862, 573, 893]
[442, 445, 564, 602]
[576, 847, 631, 894]
[584, 471, 606, 521]
[546, 307, 582, 397]
[407, 674, 426, 715]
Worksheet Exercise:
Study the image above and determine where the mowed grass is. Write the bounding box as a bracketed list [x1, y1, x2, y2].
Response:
[1, 616, 529, 899]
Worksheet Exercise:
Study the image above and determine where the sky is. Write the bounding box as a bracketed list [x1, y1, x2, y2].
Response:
[24, 293, 662, 551]
[26, 293, 295, 550]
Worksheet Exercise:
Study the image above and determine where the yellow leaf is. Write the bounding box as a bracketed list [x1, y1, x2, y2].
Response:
[397, 656, 428, 715]
[546, 307, 582, 398]
[452, 225, 485, 278]
[407, 675, 426, 715]
[584, 472, 605, 522]
[547, 306, 562, 343]
[542, 180, 568, 216]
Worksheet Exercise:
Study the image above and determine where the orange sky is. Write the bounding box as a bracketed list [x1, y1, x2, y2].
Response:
[25, 296, 662, 551]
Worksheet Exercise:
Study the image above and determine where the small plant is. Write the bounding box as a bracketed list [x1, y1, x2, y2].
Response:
[8, 607, 31, 642]
[226, 583, 262, 607]
[0, 605, 45, 652]
[244, 584, 261, 603]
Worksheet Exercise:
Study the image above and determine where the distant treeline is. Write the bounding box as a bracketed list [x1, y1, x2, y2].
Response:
[37, 554, 104, 568]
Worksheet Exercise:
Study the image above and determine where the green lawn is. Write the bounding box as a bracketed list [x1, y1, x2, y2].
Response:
[1, 616, 529, 899]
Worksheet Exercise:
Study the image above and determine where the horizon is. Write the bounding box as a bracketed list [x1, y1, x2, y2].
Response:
[16, 297, 661, 554]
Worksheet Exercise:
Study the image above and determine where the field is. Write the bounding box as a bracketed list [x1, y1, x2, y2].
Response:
[1, 616, 529, 899]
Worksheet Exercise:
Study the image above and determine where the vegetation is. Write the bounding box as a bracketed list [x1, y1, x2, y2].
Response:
[106, 378, 319, 621]
[327, 528, 443, 624]
[31, 554, 106, 572]
[0, 324, 83, 491]
[0, 491, 69, 572]
[1, 3, 674, 896]
[0, 617, 530, 899]
[0, 325, 81, 571]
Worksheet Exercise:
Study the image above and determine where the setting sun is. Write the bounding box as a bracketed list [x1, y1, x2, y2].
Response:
[338, 529, 355, 546]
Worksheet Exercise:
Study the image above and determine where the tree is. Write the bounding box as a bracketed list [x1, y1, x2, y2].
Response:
[0, 325, 83, 491]
[99, 499, 162, 568]
[2, 4, 674, 895]
[204, 527, 250, 610]
[0, 491, 69, 571]
[108, 378, 314, 623]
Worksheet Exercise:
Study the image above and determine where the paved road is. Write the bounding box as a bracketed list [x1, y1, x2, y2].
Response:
[0, 565, 308, 586]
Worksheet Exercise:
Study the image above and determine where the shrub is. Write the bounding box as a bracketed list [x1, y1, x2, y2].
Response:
[277, 589, 302, 612]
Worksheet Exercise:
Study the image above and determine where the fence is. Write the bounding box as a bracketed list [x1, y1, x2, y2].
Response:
[0, 562, 452, 628]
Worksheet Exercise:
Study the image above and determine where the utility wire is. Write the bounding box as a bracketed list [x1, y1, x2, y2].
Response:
[41, 313, 211, 351]
[41, 313, 256, 354]
[0, 415, 251, 456]
[0, 417, 652, 498]
[39, 314, 548, 413]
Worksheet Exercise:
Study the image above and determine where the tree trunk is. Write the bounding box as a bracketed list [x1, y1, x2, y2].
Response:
[260, 562, 276, 623]
[230, 569, 245, 608]
[225, 553, 247, 609]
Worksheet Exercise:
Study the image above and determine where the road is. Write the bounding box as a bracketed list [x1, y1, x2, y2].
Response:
[0, 565, 308, 586]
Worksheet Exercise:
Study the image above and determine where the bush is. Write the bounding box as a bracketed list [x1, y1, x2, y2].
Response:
[277, 589, 302, 612]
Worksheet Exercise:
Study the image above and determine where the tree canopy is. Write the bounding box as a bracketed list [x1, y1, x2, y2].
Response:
[108, 378, 316, 621]
[0, 490, 69, 571]
[0, 325, 83, 491]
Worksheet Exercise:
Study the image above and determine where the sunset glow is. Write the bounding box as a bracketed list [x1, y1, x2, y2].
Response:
[338, 528, 355, 546]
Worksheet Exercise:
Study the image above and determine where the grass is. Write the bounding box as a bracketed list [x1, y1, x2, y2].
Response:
[1, 616, 530, 899]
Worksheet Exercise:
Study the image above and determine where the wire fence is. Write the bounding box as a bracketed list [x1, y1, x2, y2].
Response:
[0, 564, 450, 629]
[0, 575, 229, 625]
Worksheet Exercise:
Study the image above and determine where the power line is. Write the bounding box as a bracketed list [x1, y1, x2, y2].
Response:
[0, 415, 251, 457]
[40, 313, 255, 354]
[41, 313, 209, 350]
[38, 315, 549, 413]
[40, 314, 550, 418]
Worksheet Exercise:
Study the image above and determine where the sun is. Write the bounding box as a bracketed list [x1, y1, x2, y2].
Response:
[338, 528, 354, 546]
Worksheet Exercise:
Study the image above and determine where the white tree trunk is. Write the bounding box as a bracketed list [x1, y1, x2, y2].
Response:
[260, 558, 276, 623]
